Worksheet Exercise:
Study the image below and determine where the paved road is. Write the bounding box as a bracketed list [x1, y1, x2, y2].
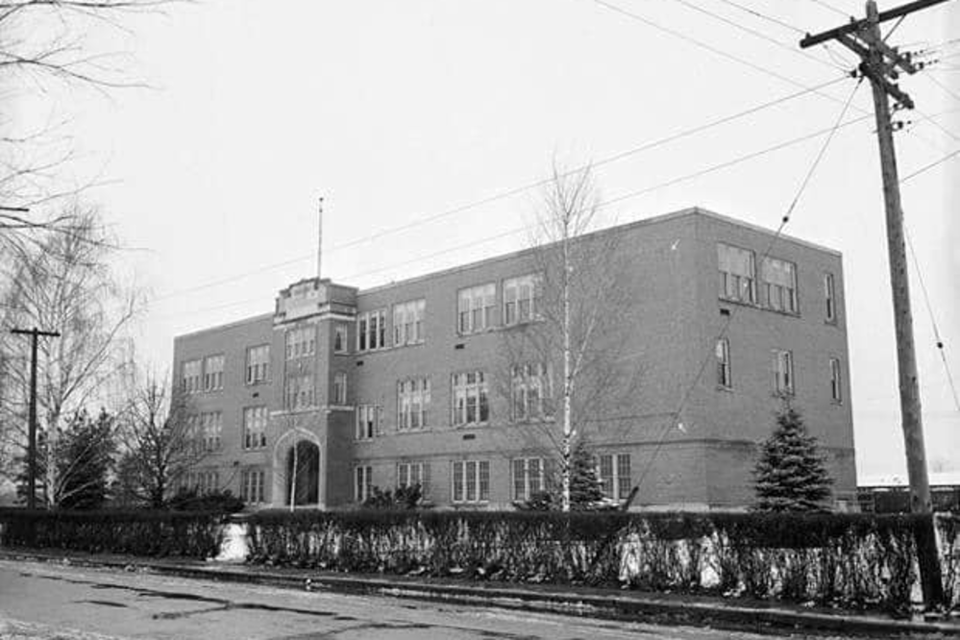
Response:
[0, 559, 855, 640]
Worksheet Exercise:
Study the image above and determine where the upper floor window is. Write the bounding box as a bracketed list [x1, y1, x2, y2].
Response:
[452, 371, 489, 426]
[397, 461, 427, 494]
[242, 405, 268, 449]
[824, 273, 837, 323]
[829, 357, 843, 403]
[458, 283, 495, 334]
[511, 363, 551, 421]
[398, 378, 430, 430]
[181, 359, 201, 394]
[599, 453, 631, 501]
[203, 354, 224, 392]
[762, 257, 798, 314]
[356, 404, 380, 440]
[285, 327, 315, 360]
[201, 411, 222, 451]
[394, 299, 425, 346]
[357, 309, 386, 352]
[716, 338, 732, 388]
[452, 459, 490, 504]
[333, 372, 348, 405]
[512, 457, 544, 502]
[718, 243, 756, 304]
[334, 324, 349, 354]
[503, 274, 541, 326]
[284, 374, 315, 410]
[246, 345, 269, 385]
[772, 349, 795, 395]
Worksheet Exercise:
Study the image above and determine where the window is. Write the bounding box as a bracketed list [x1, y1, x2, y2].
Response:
[773, 349, 795, 395]
[333, 372, 348, 405]
[511, 363, 551, 421]
[397, 378, 430, 430]
[599, 453, 631, 501]
[355, 465, 373, 502]
[824, 273, 837, 322]
[457, 283, 496, 334]
[716, 338, 732, 388]
[452, 460, 490, 503]
[356, 404, 380, 440]
[201, 412, 222, 451]
[356, 309, 387, 351]
[186, 414, 203, 454]
[202, 354, 224, 391]
[718, 243, 756, 304]
[242, 406, 267, 449]
[512, 457, 544, 502]
[393, 299, 425, 346]
[284, 374, 315, 410]
[240, 467, 265, 504]
[246, 345, 270, 384]
[285, 327, 316, 360]
[397, 461, 428, 494]
[762, 257, 798, 313]
[334, 324, 349, 354]
[452, 371, 489, 426]
[195, 468, 219, 495]
[503, 274, 541, 325]
[181, 360, 201, 394]
[830, 357, 842, 403]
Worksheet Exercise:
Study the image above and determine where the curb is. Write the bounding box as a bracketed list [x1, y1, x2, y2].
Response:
[3, 550, 958, 638]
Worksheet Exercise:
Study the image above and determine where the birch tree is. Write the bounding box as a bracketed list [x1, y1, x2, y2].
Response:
[0, 203, 141, 501]
[499, 164, 639, 512]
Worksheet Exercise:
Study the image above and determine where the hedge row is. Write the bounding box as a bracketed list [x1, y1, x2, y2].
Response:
[0, 508, 225, 558]
[246, 510, 958, 613]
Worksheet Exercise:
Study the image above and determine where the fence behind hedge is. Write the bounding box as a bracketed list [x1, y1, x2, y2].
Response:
[246, 510, 960, 613]
[0, 508, 225, 558]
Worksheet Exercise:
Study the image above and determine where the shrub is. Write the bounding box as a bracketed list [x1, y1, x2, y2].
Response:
[167, 488, 244, 513]
[0, 507, 225, 558]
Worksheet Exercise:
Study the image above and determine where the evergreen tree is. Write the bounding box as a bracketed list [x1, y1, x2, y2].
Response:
[57, 409, 116, 510]
[568, 441, 604, 509]
[753, 406, 833, 512]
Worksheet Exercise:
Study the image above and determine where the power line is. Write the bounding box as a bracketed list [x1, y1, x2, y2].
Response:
[631, 80, 862, 495]
[710, 0, 806, 34]
[904, 226, 960, 414]
[671, 0, 848, 72]
[164, 105, 875, 328]
[900, 147, 960, 182]
[155, 76, 847, 302]
[809, 0, 853, 18]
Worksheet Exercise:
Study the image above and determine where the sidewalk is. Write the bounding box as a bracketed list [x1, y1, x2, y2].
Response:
[1, 547, 957, 638]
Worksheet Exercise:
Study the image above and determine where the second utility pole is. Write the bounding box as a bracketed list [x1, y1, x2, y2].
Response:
[10, 327, 60, 510]
[801, 0, 951, 609]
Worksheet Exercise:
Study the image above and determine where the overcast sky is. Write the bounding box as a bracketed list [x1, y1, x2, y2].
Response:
[18, 0, 959, 479]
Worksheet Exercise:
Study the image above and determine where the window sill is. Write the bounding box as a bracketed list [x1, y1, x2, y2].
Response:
[453, 422, 489, 429]
[716, 385, 734, 393]
[396, 427, 431, 435]
[763, 306, 801, 318]
[824, 318, 839, 327]
[245, 380, 269, 387]
[718, 296, 758, 309]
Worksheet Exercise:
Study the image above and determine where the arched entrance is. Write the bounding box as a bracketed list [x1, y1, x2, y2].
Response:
[286, 439, 320, 506]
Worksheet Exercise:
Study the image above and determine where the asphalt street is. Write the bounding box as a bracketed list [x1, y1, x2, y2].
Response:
[0, 559, 872, 639]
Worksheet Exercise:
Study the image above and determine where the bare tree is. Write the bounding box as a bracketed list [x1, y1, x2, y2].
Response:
[0, 203, 142, 502]
[0, 0, 176, 243]
[497, 164, 641, 512]
[114, 374, 205, 508]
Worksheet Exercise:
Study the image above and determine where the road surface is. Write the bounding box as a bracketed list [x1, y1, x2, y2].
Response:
[0, 559, 855, 639]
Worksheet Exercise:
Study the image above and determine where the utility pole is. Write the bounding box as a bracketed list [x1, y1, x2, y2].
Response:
[10, 327, 60, 509]
[801, 0, 951, 610]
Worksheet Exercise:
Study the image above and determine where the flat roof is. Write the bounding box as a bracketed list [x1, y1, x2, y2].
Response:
[173, 206, 842, 338]
[174, 312, 274, 341]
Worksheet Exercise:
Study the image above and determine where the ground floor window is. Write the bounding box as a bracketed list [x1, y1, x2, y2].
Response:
[452, 460, 490, 504]
[512, 457, 544, 502]
[598, 453, 631, 501]
[355, 465, 373, 503]
[241, 467, 265, 504]
[397, 461, 428, 496]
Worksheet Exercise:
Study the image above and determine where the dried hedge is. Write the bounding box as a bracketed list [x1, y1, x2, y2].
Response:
[246, 510, 944, 612]
[0, 508, 225, 558]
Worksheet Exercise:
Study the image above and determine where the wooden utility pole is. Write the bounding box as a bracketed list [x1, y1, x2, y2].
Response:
[801, 0, 951, 609]
[10, 327, 60, 509]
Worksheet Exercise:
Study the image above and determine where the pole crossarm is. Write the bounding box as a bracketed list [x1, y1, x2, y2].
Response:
[10, 328, 61, 338]
[799, 0, 952, 48]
